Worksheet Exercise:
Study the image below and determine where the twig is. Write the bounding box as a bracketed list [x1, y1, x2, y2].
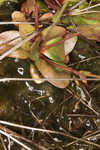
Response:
[0, 78, 100, 83]
[68, 56, 100, 67]
[0, 120, 60, 134]
[66, 88, 99, 116]
[0, 125, 46, 150]
[0, 36, 21, 46]
[69, 0, 86, 11]
[33, 0, 39, 31]
[0, 32, 38, 61]
[1, 121, 100, 148]
[71, 10, 100, 15]
[66, 114, 97, 117]
[29, 102, 42, 124]
[0, 22, 35, 25]
[0, 134, 7, 150]
[0, 130, 32, 150]
[64, 128, 100, 148]
[77, 3, 100, 12]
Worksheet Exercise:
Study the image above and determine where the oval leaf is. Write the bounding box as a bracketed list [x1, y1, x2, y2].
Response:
[19, 24, 35, 38]
[36, 59, 70, 88]
[41, 25, 66, 41]
[8, 49, 30, 59]
[30, 64, 44, 84]
[64, 35, 77, 55]
[43, 37, 65, 62]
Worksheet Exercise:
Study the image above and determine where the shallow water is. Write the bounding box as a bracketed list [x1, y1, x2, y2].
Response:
[0, 1, 100, 150]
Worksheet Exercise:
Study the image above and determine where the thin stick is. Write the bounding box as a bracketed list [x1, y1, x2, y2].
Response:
[72, 10, 100, 15]
[0, 36, 21, 46]
[0, 78, 100, 83]
[0, 120, 59, 134]
[68, 56, 100, 67]
[0, 22, 35, 25]
[0, 32, 38, 61]
[0, 130, 32, 150]
[0, 125, 46, 150]
[78, 3, 100, 12]
[66, 88, 99, 116]
[0, 134, 7, 150]
[1, 121, 100, 148]
[33, 0, 39, 31]
[66, 114, 97, 117]
[69, 0, 86, 11]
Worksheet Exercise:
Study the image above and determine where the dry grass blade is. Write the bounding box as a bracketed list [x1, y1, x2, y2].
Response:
[79, 3, 100, 12]
[0, 22, 35, 25]
[72, 10, 100, 15]
[0, 134, 7, 150]
[69, 0, 86, 10]
[0, 130, 32, 150]
[0, 35, 20, 46]
[1, 78, 100, 83]
[0, 125, 47, 150]
[0, 120, 100, 148]
[0, 32, 38, 60]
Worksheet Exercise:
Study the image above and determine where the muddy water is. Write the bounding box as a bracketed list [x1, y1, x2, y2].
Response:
[0, 1, 100, 150]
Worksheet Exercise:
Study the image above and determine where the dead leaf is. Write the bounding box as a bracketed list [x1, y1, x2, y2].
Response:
[0, 30, 21, 54]
[39, 12, 53, 21]
[78, 24, 100, 41]
[8, 49, 30, 59]
[35, 59, 70, 88]
[12, 11, 26, 24]
[30, 64, 44, 84]
[19, 24, 35, 38]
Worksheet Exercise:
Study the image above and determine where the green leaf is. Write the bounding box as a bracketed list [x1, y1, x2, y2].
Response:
[19, 24, 35, 38]
[37, 0, 49, 12]
[21, 41, 32, 51]
[41, 25, 66, 41]
[19, 24, 35, 51]
[31, 36, 41, 62]
[43, 37, 65, 62]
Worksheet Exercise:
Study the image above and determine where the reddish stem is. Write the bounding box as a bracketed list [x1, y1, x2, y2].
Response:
[39, 32, 80, 54]
[33, 0, 39, 31]
[55, 0, 62, 7]
[41, 55, 86, 80]
[45, 0, 60, 11]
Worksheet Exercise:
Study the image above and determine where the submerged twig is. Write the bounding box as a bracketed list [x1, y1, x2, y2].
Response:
[66, 88, 99, 116]
[0, 134, 7, 150]
[0, 130, 32, 150]
[1, 120, 100, 148]
[68, 56, 100, 67]
[0, 125, 46, 150]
